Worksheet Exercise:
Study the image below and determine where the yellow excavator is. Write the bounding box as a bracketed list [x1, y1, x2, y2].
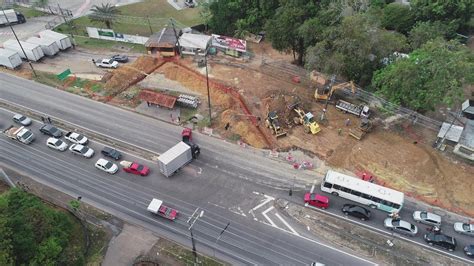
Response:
[314, 79, 356, 102]
[289, 103, 321, 134]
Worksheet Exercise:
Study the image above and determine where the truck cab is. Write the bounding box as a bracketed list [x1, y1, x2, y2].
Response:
[3, 125, 35, 144]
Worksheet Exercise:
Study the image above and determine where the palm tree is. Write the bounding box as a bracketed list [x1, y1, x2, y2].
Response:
[89, 3, 120, 29]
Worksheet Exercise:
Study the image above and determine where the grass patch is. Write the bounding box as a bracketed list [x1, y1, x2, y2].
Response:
[71, 36, 145, 53]
[90, 83, 103, 93]
[55, 0, 203, 37]
[33, 71, 65, 87]
[85, 224, 110, 265]
[13, 5, 49, 18]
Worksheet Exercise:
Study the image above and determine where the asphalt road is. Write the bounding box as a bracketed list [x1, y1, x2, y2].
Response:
[0, 73, 376, 265]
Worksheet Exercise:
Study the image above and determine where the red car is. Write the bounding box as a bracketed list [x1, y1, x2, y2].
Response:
[120, 161, 150, 176]
[182, 127, 192, 142]
[304, 192, 329, 209]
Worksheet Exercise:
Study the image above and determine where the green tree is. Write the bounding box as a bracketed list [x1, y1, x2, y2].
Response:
[381, 2, 415, 34]
[408, 21, 455, 49]
[306, 14, 407, 84]
[34, 0, 49, 8]
[410, 0, 474, 32]
[89, 3, 121, 29]
[372, 39, 474, 112]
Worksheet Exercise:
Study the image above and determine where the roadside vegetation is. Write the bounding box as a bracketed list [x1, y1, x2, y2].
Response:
[12, 4, 48, 18]
[203, 0, 474, 112]
[55, 0, 202, 37]
[0, 189, 85, 265]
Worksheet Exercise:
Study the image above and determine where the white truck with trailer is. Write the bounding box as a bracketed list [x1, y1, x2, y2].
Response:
[3, 125, 35, 144]
[157, 141, 200, 177]
[0, 48, 22, 69]
[26, 37, 60, 56]
[0, 9, 26, 26]
[335, 99, 370, 119]
[2, 39, 44, 61]
[38, 30, 72, 50]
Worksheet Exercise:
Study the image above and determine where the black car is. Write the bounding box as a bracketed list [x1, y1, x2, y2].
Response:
[464, 245, 474, 258]
[101, 147, 122, 160]
[111, 54, 128, 63]
[341, 204, 371, 221]
[424, 232, 456, 251]
[40, 124, 62, 138]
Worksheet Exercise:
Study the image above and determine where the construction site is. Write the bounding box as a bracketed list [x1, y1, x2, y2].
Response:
[5, 40, 473, 218]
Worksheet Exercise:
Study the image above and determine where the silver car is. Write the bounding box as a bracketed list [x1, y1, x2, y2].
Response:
[13, 114, 32, 126]
[384, 218, 418, 237]
[454, 223, 474, 236]
[412, 211, 441, 227]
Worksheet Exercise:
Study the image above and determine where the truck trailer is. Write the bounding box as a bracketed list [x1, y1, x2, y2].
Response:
[2, 39, 44, 61]
[26, 37, 60, 56]
[0, 48, 22, 69]
[0, 9, 26, 26]
[335, 100, 370, 119]
[3, 125, 35, 144]
[157, 141, 200, 177]
[38, 30, 72, 50]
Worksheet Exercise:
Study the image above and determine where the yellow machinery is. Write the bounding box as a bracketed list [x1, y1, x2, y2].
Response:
[290, 103, 321, 134]
[265, 111, 287, 138]
[349, 117, 373, 140]
[314, 81, 356, 101]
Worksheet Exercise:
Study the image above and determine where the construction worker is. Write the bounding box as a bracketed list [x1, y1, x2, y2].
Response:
[338, 128, 342, 135]
[345, 118, 351, 126]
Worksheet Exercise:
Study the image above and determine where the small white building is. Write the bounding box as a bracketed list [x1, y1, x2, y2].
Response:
[26, 37, 60, 56]
[178, 33, 212, 56]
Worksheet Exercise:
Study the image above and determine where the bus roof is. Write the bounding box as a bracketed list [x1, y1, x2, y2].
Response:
[325, 170, 404, 203]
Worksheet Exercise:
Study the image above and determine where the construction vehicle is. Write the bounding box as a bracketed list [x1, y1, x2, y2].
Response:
[265, 111, 287, 138]
[349, 117, 373, 140]
[335, 100, 370, 119]
[314, 81, 356, 102]
[290, 103, 321, 134]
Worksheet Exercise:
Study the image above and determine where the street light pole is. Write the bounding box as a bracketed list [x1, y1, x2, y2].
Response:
[1, 8, 37, 77]
[187, 208, 204, 264]
[213, 222, 230, 258]
[205, 53, 211, 126]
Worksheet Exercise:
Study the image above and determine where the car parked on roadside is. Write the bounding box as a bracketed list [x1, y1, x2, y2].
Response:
[46, 137, 68, 151]
[40, 124, 63, 138]
[413, 211, 441, 227]
[69, 144, 94, 158]
[120, 160, 150, 176]
[95, 158, 118, 174]
[65, 131, 88, 145]
[424, 232, 456, 251]
[101, 147, 122, 160]
[13, 114, 32, 126]
[341, 204, 371, 221]
[111, 54, 128, 63]
[384, 218, 418, 237]
[304, 193, 329, 209]
[454, 222, 474, 236]
[464, 244, 474, 258]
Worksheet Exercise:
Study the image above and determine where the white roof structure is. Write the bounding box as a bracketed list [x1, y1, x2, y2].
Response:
[158, 141, 190, 164]
[147, 198, 163, 213]
[178, 33, 211, 50]
[3, 39, 40, 50]
[437, 122, 464, 143]
[0, 48, 18, 57]
[26, 36, 56, 46]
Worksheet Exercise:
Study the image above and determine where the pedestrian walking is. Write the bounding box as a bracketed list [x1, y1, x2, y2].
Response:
[345, 118, 351, 126]
[40, 116, 45, 123]
[146, 101, 150, 107]
[225, 122, 230, 130]
[177, 116, 180, 123]
[47, 117, 52, 124]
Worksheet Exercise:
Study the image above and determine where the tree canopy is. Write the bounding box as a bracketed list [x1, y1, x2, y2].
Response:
[372, 39, 474, 112]
[381, 2, 415, 34]
[89, 3, 121, 29]
[410, 0, 474, 32]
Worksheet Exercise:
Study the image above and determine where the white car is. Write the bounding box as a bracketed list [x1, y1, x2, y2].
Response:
[454, 222, 474, 236]
[65, 131, 88, 145]
[95, 158, 118, 174]
[46, 137, 68, 151]
[412, 211, 442, 227]
[13, 114, 32, 126]
[95, 58, 118, 68]
[69, 144, 94, 158]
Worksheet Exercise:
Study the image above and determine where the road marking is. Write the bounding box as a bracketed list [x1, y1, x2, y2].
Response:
[262, 206, 276, 227]
[310, 180, 317, 193]
[275, 213, 299, 236]
[251, 194, 274, 211]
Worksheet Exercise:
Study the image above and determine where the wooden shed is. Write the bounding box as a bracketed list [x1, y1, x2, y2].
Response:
[145, 28, 178, 57]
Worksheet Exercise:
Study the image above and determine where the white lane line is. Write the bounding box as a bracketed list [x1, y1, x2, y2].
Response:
[251, 195, 274, 211]
[310, 180, 316, 193]
[262, 206, 276, 227]
[275, 213, 299, 236]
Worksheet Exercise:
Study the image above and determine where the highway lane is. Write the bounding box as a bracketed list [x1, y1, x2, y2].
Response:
[2, 73, 472, 263]
[0, 108, 373, 265]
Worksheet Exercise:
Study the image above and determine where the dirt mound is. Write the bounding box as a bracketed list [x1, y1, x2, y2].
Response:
[104, 56, 164, 97]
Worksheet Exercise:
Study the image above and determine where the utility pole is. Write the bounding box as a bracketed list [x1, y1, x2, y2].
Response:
[187, 208, 204, 264]
[1, 8, 37, 77]
[57, 2, 75, 49]
[213, 222, 230, 258]
[146, 16, 153, 35]
[170, 18, 182, 58]
[205, 53, 212, 126]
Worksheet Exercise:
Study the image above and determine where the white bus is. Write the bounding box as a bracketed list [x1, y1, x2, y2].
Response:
[321, 170, 404, 213]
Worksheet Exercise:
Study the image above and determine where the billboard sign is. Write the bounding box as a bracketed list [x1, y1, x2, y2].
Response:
[212, 34, 246, 52]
